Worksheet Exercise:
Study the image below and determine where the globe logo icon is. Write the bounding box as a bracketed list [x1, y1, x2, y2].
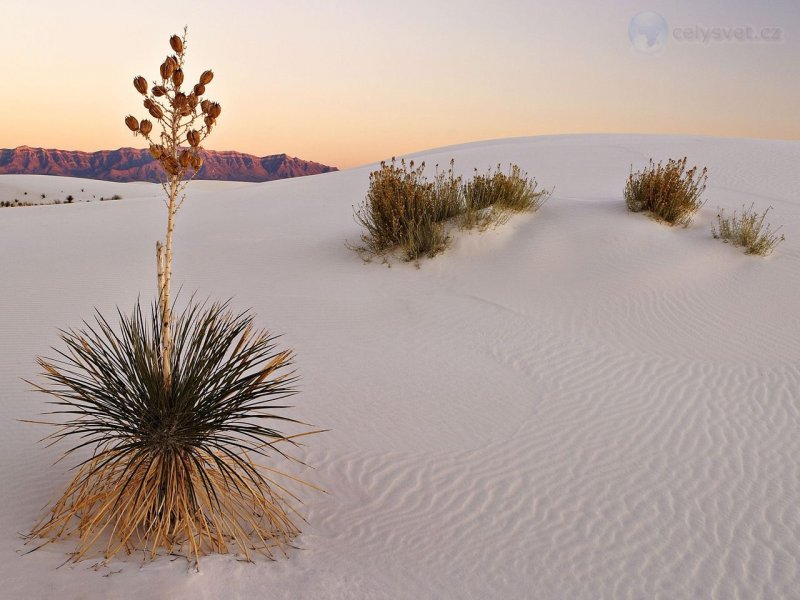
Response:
[628, 12, 668, 55]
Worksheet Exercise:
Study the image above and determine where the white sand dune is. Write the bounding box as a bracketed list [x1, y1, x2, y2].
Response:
[1, 134, 798, 599]
[0, 174, 254, 205]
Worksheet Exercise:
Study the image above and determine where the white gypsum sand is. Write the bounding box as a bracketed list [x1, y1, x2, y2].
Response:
[0, 174, 255, 206]
[0, 134, 798, 599]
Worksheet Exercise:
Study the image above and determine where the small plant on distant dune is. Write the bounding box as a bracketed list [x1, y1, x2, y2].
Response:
[625, 157, 707, 227]
[27, 29, 319, 566]
[712, 203, 785, 256]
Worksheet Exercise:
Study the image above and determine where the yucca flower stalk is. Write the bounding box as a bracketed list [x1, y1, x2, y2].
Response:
[125, 27, 222, 387]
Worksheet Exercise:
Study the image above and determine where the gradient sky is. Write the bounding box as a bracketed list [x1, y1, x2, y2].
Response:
[0, 0, 797, 168]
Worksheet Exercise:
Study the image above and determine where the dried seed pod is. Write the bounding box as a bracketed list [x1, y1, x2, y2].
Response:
[124, 115, 139, 132]
[186, 130, 200, 147]
[162, 156, 179, 175]
[204, 115, 215, 128]
[148, 104, 164, 119]
[200, 99, 211, 114]
[172, 68, 184, 88]
[179, 150, 192, 168]
[139, 119, 153, 136]
[169, 35, 183, 54]
[193, 83, 205, 97]
[152, 85, 167, 97]
[160, 57, 177, 79]
[208, 102, 222, 118]
[143, 98, 153, 109]
[187, 93, 198, 109]
[191, 155, 203, 170]
[173, 92, 187, 107]
[199, 70, 214, 85]
[180, 105, 192, 117]
[133, 76, 148, 95]
[149, 144, 163, 159]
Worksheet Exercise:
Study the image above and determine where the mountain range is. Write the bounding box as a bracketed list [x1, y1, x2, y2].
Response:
[0, 146, 337, 183]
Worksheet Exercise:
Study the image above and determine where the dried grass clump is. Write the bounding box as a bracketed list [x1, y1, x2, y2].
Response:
[463, 164, 549, 229]
[625, 157, 707, 227]
[712, 203, 785, 255]
[27, 300, 319, 565]
[353, 159, 549, 262]
[353, 158, 452, 261]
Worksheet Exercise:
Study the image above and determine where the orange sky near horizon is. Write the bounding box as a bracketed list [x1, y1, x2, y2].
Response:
[1, 0, 797, 169]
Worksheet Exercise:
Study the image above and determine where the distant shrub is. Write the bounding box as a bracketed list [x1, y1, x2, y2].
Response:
[2, 199, 36, 207]
[111, 194, 122, 200]
[430, 160, 464, 222]
[354, 158, 450, 261]
[712, 203, 785, 256]
[66, 195, 74, 203]
[40, 193, 46, 199]
[463, 164, 549, 229]
[354, 159, 550, 262]
[625, 157, 707, 227]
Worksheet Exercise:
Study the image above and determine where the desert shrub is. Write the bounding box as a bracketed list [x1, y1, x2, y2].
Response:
[430, 160, 464, 222]
[66, 195, 74, 203]
[712, 203, 785, 256]
[354, 158, 451, 261]
[462, 164, 549, 229]
[354, 159, 550, 261]
[625, 157, 707, 227]
[28, 299, 316, 563]
[111, 194, 122, 200]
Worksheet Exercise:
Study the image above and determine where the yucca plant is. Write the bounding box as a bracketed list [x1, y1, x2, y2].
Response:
[28, 300, 317, 562]
[624, 157, 707, 227]
[27, 30, 319, 565]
